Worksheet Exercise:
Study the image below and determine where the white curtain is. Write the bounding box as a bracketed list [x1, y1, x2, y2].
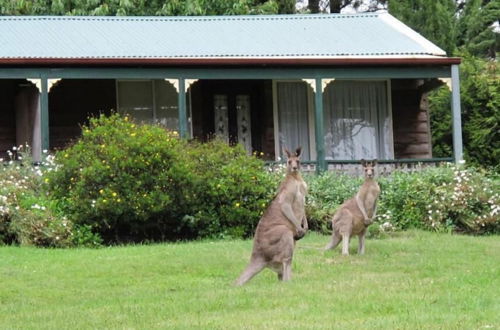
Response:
[276, 81, 311, 160]
[323, 81, 393, 160]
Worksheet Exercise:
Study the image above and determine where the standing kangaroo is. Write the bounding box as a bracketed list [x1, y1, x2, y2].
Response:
[235, 147, 308, 285]
[325, 159, 380, 255]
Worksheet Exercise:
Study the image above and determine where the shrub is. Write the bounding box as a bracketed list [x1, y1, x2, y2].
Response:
[0, 146, 74, 247]
[46, 113, 191, 242]
[179, 139, 279, 238]
[305, 165, 499, 235]
[46, 114, 278, 242]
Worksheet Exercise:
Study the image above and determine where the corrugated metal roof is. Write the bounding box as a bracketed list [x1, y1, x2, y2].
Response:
[0, 13, 447, 61]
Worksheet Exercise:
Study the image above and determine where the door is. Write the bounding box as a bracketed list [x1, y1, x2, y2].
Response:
[213, 93, 252, 153]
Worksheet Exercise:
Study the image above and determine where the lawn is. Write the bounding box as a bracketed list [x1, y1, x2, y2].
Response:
[1, 230, 498, 329]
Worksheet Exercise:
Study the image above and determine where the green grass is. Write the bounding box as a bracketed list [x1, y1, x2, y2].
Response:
[1, 231, 499, 329]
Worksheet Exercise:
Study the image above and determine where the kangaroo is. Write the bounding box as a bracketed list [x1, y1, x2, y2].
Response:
[235, 147, 308, 286]
[325, 159, 380, 256]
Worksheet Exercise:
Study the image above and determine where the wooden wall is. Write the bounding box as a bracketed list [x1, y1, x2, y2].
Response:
[391, 79, 432, 159]
[49, 79, 116, 150]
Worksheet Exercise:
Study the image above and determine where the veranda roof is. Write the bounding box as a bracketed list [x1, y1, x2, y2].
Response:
[0, 13, 459, 66]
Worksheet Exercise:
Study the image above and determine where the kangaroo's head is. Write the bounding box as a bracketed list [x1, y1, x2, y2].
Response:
[361, 159, 377, 179]
[284, 147, 302, 174]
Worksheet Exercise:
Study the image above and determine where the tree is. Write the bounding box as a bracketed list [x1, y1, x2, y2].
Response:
[0, 0, 285, 16]
[456, 0, 500, 58]
[429, 54, 499, 169]
[388, 0, 457, 56]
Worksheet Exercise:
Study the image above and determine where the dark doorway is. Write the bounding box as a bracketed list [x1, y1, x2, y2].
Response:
[190, 79, 275, 159]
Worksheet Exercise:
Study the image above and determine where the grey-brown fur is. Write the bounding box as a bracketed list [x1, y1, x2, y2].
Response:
[235, 147, 308, 285]
[325, 159, 380, 255]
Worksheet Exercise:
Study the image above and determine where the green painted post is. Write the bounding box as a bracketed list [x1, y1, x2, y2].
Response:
[178, 78, 187, 139]
[40, 78, 50, 153]
[314, 78, 326, 173]
[451, 65, 463, 164]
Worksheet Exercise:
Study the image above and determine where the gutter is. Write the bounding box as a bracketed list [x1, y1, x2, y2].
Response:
[0, 57, 461, 67]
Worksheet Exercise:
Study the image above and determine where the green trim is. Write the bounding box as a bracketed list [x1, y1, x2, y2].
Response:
[0, 67, 452, 80]
[178, 79, 187, 139]
[40, 78, 49, 152]
[314, 78, 326, 173]
[451, 65, 463, 164]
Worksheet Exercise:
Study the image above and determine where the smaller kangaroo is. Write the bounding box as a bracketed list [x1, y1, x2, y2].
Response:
[325, 159, 380, 255]
[235, 147, 307, 286]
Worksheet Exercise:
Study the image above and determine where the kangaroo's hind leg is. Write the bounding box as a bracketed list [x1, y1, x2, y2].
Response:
[235, 258, 267, 286]
[358, 229, 366, 255]
[325, 232, 342, 251]
[275, 231, 295, 282]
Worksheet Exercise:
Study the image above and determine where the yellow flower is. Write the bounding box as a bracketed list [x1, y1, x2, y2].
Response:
[64, 153, 69, 158]
[260, 152, 264, 156]
[99, 189, 104, 194]
[112, 192, 117, 197]
[44, 178, 50, 183]
[102, 199, 107, 203]
[235, 202, 240, 208]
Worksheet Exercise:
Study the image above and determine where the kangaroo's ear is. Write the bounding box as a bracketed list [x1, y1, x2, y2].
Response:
[360, 159, 366, 166]
[295, 146, 302, 158]
[283, 147, 291, 158]
[372, 159, 378, 166]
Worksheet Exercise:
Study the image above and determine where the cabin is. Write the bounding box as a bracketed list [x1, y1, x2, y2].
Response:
[0, 13, 462, 172]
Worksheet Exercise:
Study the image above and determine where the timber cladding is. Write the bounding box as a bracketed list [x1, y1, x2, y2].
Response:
[391, 79, 432, 159]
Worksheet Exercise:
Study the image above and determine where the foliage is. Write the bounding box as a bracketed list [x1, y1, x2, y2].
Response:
[429, 54, 499, 168]
[45, 113, 192, 242]
[0, 146, 74, 247]
[389, 0, 457, 56]
[45, 113, 278, 242]
[305, 165, 500, 235]
[0, 0, 285, 15]
[177, 140, 279, 239]
[456, 0, 500, 58]
[389, 0, 499, 59]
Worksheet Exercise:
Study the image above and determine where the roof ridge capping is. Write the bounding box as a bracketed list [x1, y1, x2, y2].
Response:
[0, 12, 381, 22]
[379, 12, 446, 57]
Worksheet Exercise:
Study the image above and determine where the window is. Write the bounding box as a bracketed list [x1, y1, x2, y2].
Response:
[323, 80, 394, 160]
[274, 81, 314, 161]
[117, 80, 179, 132]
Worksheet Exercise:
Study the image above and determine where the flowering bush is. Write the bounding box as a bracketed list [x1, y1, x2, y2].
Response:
[423, 166, 499, 234]
[46, 114, 278, 242]
[178, 139, 279, 238]
[45, 113, 192, 242]
[0, 145, 74, 247]
[306, 164, 499, 235]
